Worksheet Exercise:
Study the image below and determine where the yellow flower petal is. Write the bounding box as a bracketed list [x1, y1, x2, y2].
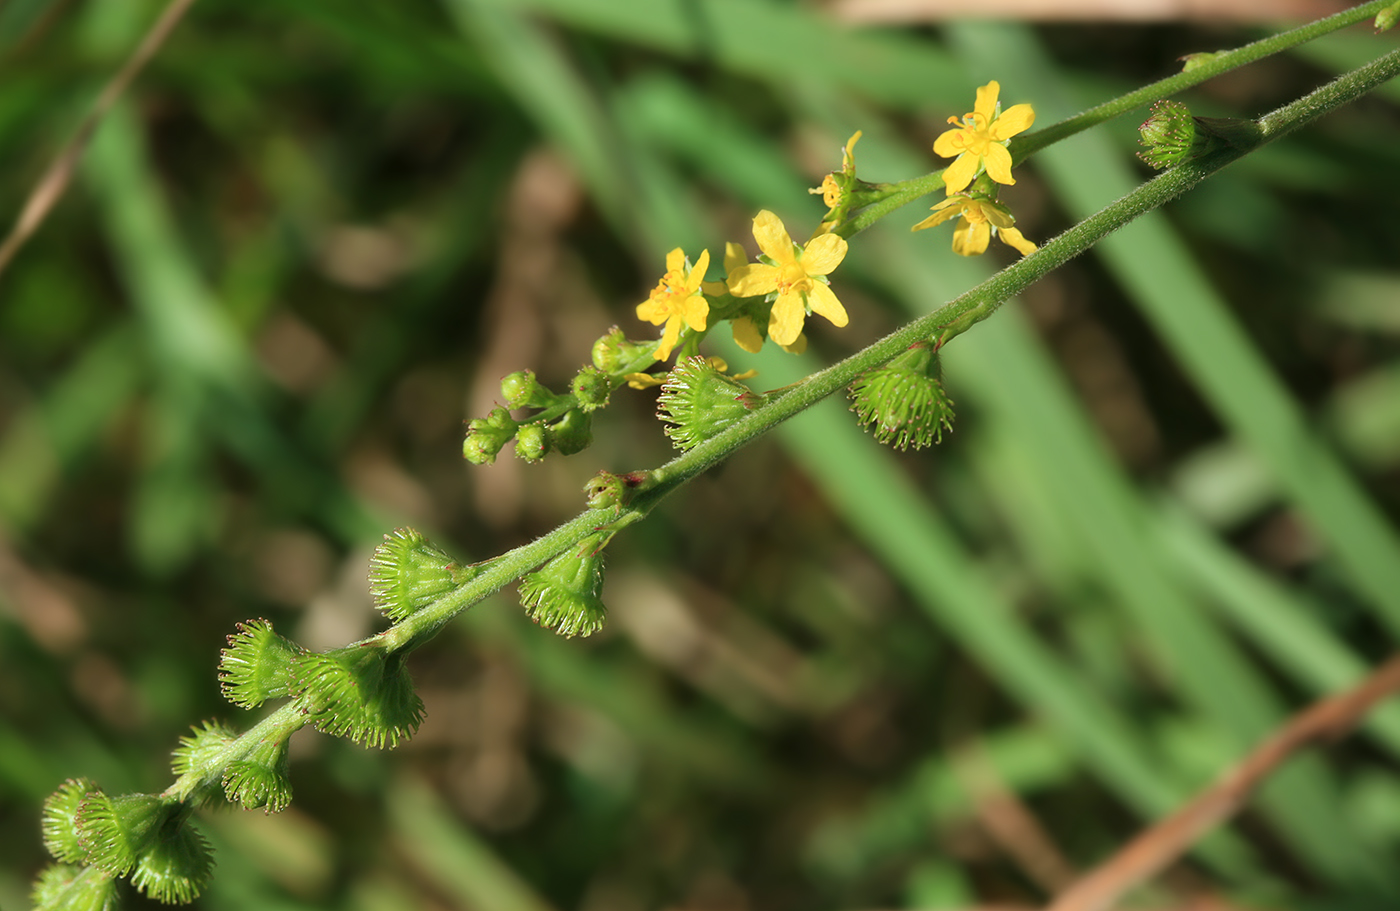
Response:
[751, 210, 796, 264]
[991, 103, 1035, 140]
[942, 154, 979, 193]
[806, 281, 848, 328]
[974, 81, 1001, 122]
[722, 241, 748, 274]
[982, 143, 1015, 185]
[637, 298, 667, 324]
[664, 247, 685, 273]
[687, 249, 711, 291]
[911, 197, 967, 232]
[731, 316, 763, 353]
[768, 291, 805, 346]
[727, 263, 778, 297]
[780, 333, 808, 355]
[655, 316, 683, 361]
[980, 200, 1015, 229]
[932, 129, 965, 158]
[998, 226, 1038, 256]
[626, 372, 665, 389]
[682, 295, 709, 332]
[800, 233, 847, 276]
[952, 219, 991, 256]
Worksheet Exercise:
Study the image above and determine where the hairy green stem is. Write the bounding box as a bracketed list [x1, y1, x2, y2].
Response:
[159, 39, 1400, 818]
[163, 701, 304, 805]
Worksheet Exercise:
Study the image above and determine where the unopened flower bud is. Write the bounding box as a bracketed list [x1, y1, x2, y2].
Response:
[592, 326, 656, 374]
[570, 365, 612, 411]
[583, 470, 655, 510]
[500, 370, 548, 409]
[463, 407, 518, 465]
[514, 423, 549, 462]
[1380, 2, 1400, 32]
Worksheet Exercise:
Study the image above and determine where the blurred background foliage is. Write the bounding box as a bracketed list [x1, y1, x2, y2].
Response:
[1, 0, 1399, 909]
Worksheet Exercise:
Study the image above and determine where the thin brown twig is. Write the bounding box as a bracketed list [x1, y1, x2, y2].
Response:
[1043, 653, 1400, 911]
[0, 0, 198, 279]
[955, 743, 1079, 894]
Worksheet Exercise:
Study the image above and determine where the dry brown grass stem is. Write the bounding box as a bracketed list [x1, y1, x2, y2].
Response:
[0, 0, 198, 279]
[1043, 653, 1400, 911]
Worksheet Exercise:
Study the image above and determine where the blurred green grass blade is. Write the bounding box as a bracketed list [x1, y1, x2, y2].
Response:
[953, 22, 1400, 634]
[945, 22, 1398, 885]
[792, 82, 1379, 877]
[130, 381, 221, 574]
[806, 724, 1074, 884]
[708, 345, 1208, 844]
[85, 105, 250, 389]
[1326, 360, 1400, 468]
[1157, 502, 1400, 756]
[83, 103, 387, 544]
[460, 605, 767, 792]
[926, 263, 1384, 887]
[444, 0, 629, 235]
[0, 328, 142, 531]
[390, 775, 558, 911]
[471, 0, 961, 110]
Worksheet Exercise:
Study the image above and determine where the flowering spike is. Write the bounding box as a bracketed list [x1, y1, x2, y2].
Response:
[294, 644, 425, 749]
[30, 864, 118, 911]
[170, 721, 239, 808]
[74, 793, 169, 877]
[218, 619, 306, 709]
[849, 343, 955, 450]
[518, 537, 608, 638]
[128, 818, 214, 904]
[369, 528, 473, 622]
[657, 357, 767, 451]
[42, 778, 102, 864]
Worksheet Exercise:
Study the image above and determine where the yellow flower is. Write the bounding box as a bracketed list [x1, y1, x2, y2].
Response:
[933, 81, 1035, 194]
[810, 130, 863, 209]
[725, 210, 848, 347]
[911, 194, 1037, 258]
[636, 247, 711, 362]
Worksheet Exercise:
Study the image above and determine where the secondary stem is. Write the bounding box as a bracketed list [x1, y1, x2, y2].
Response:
[843, 0, 1392, 237]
